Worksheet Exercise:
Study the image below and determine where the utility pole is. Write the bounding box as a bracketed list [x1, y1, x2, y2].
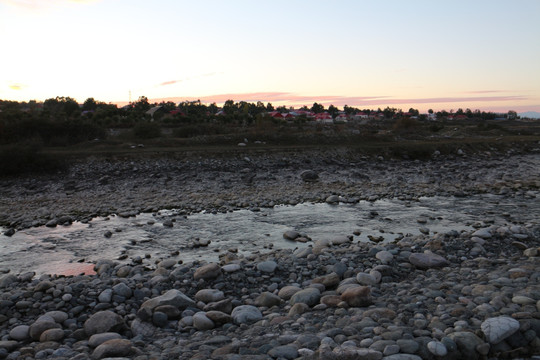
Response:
[129, 90, 132, 104]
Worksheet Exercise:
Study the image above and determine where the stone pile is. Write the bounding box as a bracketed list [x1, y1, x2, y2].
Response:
[1, 222, 540, 359]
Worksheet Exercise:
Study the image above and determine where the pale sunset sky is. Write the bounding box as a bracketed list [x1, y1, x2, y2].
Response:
[1, 0, 539, 113]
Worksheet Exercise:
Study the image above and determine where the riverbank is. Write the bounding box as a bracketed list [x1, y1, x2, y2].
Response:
[1, 146, 540, 359]
[1, 144, 539, 231]
[0, 221, 539, 359]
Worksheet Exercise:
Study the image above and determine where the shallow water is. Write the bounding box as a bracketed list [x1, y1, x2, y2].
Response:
[1, 194, 538, 276]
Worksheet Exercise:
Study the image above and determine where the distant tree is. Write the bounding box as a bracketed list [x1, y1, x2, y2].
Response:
[82, 98, 98, 111]
[465, 108, 473, 118]
[276, 105, 288, 112]
[159, 101, 177, 113]
[266, 102, 274, 112]
[208, 102, 218, 114]
[507, 110, 517, 120]
[311, 102, 325, 114]
[408, 108, 419, 116]
[223, 99, 236, 115]
[383, 106, 398, 119]
[328, 104, 339, 118]
[132, 96, 151, 113]
[428, 109, 434, 114]
[299, 105, 309, 111]
[343, 105, 358, 115]
[43, 96, 79, 117]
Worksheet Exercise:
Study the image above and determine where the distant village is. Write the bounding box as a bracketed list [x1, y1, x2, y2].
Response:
[0, 96, 530, 127]
[139, 99, 523, 124]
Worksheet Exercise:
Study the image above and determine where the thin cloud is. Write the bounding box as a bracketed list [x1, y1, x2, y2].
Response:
[159, 80, 181, 86]
[157, 72, 219, 87]
[465, 90, 506, 94]
[126, 92, 530, 110]
[183, 93, 527, 108]
[9, 83, 25, 90]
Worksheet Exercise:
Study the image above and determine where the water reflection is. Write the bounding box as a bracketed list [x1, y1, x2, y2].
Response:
[1, 194, 537, 276]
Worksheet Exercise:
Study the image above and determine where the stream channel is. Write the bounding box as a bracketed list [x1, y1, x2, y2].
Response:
[1, 194, 538, 276]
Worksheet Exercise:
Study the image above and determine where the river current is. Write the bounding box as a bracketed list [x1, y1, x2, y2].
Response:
[1, 194, 538, 276]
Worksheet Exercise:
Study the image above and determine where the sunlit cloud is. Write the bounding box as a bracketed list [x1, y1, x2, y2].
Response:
[9, 83, 26, 90]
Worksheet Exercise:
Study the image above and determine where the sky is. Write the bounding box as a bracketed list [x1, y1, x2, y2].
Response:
[1, 0, 539, 113]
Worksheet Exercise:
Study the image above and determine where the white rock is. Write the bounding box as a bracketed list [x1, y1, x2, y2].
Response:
[512, 295, 535, 305]
[231, 305, 262, 324]
[221, 263, 241, 272]
[427, 341, 447, 356]
[257, 260, 277, 273]
[472, 228, 492, 239]
[331, 236, 351, 245]
[356, 272, 376, 285]
[195, 289, 225, 303]
[481, 316, 520, 344]
[375, 250, 393, 264]
[9, 325, 30, 341]
[369, 270, 382, 284]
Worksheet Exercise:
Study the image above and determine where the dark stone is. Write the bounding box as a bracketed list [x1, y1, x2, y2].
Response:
[3, 229, 15, 237]
[300, 170, 319, 182]
[152, 311, 168, 327]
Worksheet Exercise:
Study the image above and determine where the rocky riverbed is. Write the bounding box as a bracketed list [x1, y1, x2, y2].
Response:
[1, 147, 540, 359]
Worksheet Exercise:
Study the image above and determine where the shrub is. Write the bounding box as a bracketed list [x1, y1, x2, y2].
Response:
[133, 122, 161, 139]
[0, 142, 65, 176]
[393, 117, 419, 131]
[0, 118, 106, 146]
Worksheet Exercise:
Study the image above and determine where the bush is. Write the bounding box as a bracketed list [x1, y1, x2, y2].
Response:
[172, 124, 228, 138]
[393, 117, 419, 131]
[0, 118, 106, 146]
[133, 122, 161, 139]
[0, 143, 65, 176]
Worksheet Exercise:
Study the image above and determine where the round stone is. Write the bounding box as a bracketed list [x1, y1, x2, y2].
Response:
[193, 312, 215, 330]
[257, 260, 277, 273]
[427, 341, 447, 356]
[481, 316, 520, 344]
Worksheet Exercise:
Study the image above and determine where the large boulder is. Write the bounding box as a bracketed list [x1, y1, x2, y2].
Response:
[193, 263, 221, 280]
[92, 339, 134, 359]
[84, 311, 125, 336]
[255, 292, 281, 307]
[231, 305, 262, 324]
[300, 170, 319, 182]
[29, 320, 61, 341]
[283, 230, 300, 240]
[312, 272, 340, 288]
[257, 260, 278, 273]
[409, 252, 449, 269]
[278, 286, 302, 300]
[448, 331, 484, 360]
[290, 288, 321, 307]
[195, 289, 225, 303]
[140, 289, 195, 312]
[481, 316, 520, 344]
[340, 286, 372, 307]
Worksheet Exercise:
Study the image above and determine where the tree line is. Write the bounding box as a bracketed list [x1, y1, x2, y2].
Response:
[0, 95, 518, 146]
